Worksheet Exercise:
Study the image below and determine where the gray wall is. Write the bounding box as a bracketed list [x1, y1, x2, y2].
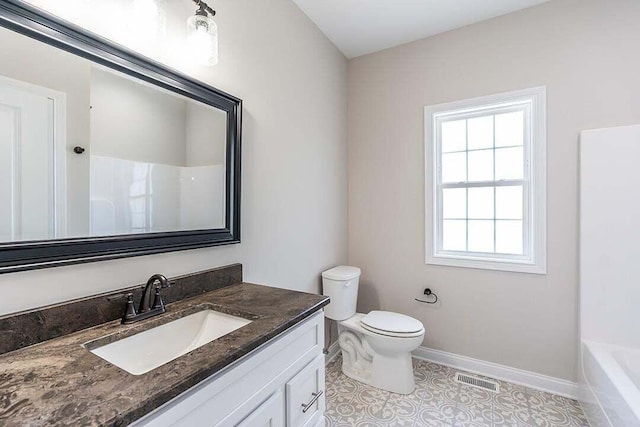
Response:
[90, 68, 227, 167]
[347, 0, 640, 381]
[90, 68, 188, 166]
[0, 0, 347, 315]
[185, 102, 227, 167]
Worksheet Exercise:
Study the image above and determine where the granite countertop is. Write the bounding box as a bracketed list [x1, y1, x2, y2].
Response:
[0, 282, 329, 427]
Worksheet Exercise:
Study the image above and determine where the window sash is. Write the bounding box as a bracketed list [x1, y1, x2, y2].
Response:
[435, 184, 530, 260]
[434, 103, 532, 261]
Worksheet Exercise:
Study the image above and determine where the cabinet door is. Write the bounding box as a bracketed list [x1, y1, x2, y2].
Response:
[286, 355, 325, 427]
[237, 391, 284, 427]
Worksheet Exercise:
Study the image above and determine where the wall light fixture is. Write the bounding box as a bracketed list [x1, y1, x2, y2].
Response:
[186, 0, 218, 66]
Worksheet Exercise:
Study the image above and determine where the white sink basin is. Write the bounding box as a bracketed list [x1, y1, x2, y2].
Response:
[89, 310, 252, 375]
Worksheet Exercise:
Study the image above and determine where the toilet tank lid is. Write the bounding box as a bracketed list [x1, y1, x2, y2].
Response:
[361, 311, 424, 334]
[322, 266, 361, 280]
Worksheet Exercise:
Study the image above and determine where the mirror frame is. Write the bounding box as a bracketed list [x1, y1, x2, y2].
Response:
[0, 1, 241, 273]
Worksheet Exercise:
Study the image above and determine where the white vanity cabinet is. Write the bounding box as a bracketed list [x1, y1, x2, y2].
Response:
[132, 310, 325, 427]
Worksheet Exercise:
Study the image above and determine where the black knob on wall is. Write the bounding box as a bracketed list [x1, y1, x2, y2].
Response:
[73, 146, 85, 154]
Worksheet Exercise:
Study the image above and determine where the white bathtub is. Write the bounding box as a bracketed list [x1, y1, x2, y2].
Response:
[581, 341, 640, 426]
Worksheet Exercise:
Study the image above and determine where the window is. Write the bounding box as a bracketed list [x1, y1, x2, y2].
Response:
[424, 87, 546, 274]
[129, 163, 153, 233]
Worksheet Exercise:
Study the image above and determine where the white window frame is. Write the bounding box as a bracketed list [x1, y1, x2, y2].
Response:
[424, 87, 546, 274]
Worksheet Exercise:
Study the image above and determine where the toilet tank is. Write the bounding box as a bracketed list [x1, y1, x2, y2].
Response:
[321, 266, 361, 321]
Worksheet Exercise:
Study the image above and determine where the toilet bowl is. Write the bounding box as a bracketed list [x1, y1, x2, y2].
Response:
[322, 266, 425, 394]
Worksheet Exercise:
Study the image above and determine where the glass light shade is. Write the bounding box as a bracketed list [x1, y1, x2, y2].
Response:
[186, 13, 218, 66]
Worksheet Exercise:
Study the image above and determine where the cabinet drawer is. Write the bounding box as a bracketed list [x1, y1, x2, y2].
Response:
[237, 391, 284, 427]
[286, 355, 325, 427]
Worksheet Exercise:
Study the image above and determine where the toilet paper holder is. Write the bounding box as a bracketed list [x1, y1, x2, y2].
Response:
[415, 288, 438, 304]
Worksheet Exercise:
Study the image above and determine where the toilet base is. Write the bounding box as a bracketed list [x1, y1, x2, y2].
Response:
[340, 350, 416, 394]
[370, 353, 416, 394]
[337, 315, 421, 395]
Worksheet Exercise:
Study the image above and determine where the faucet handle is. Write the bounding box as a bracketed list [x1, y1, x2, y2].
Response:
[123, 293, 138, 321]
[107, 292, 138, 323]
[152, 283, 172, 310]
[153, 292, 164, 310]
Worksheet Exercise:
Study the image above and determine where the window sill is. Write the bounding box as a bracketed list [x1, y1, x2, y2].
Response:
[426, 254, 546, 275]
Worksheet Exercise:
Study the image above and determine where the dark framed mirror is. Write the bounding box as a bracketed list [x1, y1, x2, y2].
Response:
[0, 1, 241, 273]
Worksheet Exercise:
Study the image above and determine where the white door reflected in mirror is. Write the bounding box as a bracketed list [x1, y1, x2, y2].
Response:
[0, 76, 66, 242]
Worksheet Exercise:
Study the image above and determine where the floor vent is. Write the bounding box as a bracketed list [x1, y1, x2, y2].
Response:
[454, 372, 500, 393]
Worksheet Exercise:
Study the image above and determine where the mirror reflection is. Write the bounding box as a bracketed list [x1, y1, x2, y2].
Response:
[0, 26, 227, 243]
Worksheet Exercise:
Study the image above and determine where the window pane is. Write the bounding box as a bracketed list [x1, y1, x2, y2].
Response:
[467, 116, 493, 150]
[129, 197, 145, 212]
[441, 120, 466, 153]
[467, 149, 493, 182]
[495, 111, 524, 147]
[496, 186, 522, 219]
[131, 212, 146, 228]
[468, 187, 494, 219]
[495, 146, 523, 180]
[468, 220, 494, 253]
[443, 188, 466, 219]
[442, 152, 466, 183]
[443, 220, 466, 251]
[130, 181, 146, 197]
[496, 220, 523, 254]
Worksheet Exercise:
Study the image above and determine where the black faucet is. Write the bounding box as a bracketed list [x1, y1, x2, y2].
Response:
[108, 274, 172, 324]
[139, 274, 169, 313]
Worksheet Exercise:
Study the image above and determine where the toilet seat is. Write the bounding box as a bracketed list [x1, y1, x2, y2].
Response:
[360, 311, 424, 338]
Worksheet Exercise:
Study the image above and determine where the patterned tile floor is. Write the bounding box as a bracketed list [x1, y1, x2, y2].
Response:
[325, 356, 589, 427]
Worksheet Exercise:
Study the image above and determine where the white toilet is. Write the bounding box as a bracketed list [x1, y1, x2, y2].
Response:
[322, 266, 425, 394]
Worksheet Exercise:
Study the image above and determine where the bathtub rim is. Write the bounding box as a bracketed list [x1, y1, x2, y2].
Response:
[581, 340, 640, 426]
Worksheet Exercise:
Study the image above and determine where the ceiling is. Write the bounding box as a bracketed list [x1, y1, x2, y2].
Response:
[292, 0, 551, 58]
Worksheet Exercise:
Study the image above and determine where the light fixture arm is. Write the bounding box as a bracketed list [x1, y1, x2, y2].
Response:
[192, 0, 216, 17]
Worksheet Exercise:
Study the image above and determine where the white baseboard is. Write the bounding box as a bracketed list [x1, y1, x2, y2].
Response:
[413, 346, 579, 399]
[325, 343, 578, 399]
[324, 341, 340, 364]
